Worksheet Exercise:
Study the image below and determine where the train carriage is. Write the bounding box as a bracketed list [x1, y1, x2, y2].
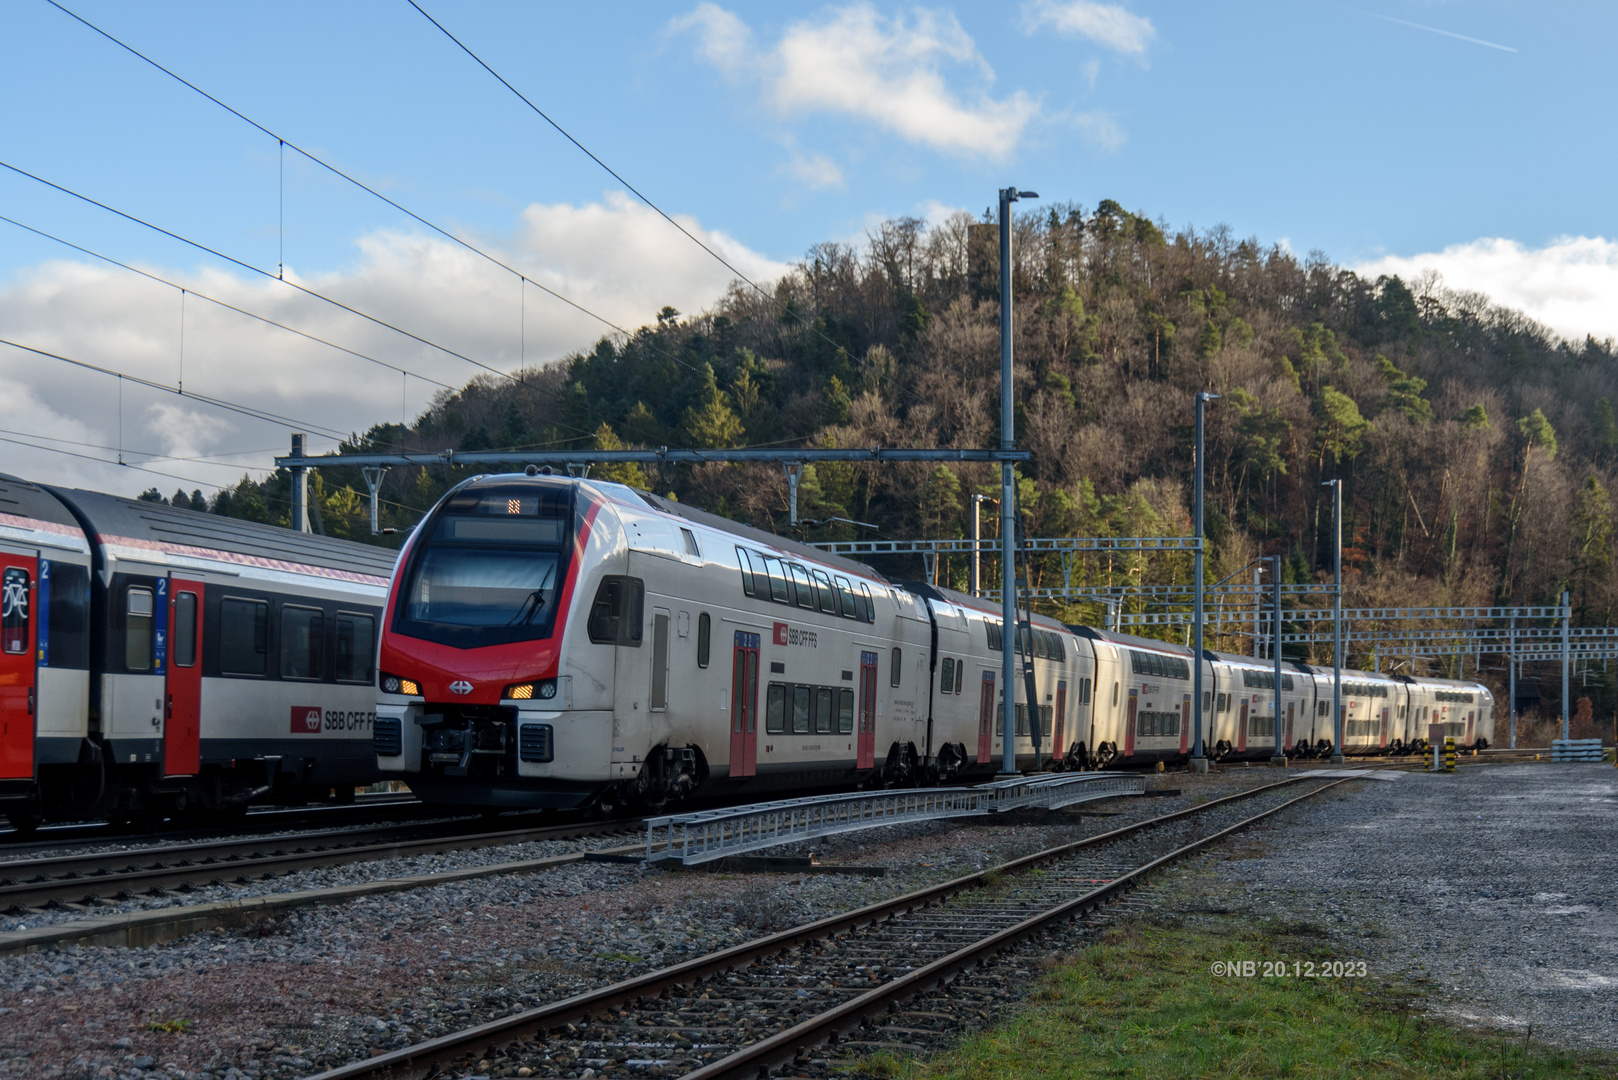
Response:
[1, 475, 394, 830]
[1401, 676, 1492, 751]
[1203, 652, 1316, 761]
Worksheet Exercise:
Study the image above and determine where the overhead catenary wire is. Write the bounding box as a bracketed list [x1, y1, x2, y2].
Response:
[42, 1, 717, 390]
[408, 0, 927, 409]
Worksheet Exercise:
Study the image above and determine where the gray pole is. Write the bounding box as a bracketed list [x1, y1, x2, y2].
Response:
[1254, 565, 1262, 658]
[1508, 614, 1517, 749]
[1271, 553, 1285, 765]
[1192, 392, 1216, 773]
[970, 495, 984, 597]
[998, 185, 1037, 775]
[1329, 479, 1344, 764]
[289, 432, 309, 533]
[1562, 590, 1571, 740]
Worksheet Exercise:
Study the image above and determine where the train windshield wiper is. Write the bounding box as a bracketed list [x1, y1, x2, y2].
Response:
[507, 567, 556, 626]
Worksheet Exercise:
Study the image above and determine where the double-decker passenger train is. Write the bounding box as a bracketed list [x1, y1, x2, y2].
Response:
[371, 472, 1493, 813]
[0, 473, 394, 831]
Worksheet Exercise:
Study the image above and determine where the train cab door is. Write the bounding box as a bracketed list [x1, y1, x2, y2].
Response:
[164, 578, 204, 777]
[856, 650, 878, 770]
[1124, 688, 1138, 757]
[976, 671, 995, 764]
[728, 631, 759, 779]
[1053, 680, 1067, 762]
[0, 555, 38, 781]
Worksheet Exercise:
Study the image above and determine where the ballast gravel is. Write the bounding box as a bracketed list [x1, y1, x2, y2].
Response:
[1184, 760, 1618, 1052]
[0, 767, 1301, 1080]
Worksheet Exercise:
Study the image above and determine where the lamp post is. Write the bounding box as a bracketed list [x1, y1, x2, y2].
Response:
[1322, 478, 1344, 764]
[1270, 553, 1285, 766]
[1191, 391, 1217, 774]
[999, 185, 1036, 776]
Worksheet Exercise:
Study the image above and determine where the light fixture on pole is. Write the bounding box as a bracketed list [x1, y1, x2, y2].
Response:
[1191, 391, 1217, 774]
[998, 185, 1036, 777]
[1322, 478, 1344, 764]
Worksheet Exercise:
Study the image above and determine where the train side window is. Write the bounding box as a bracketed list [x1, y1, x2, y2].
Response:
[765, 683, 786, 734]
[957, 658, 965, 693]
[1111, 682, 1119, 707]
[124, 586, 153, 672]
[789, 564, 816, 610]
[761, 556, 790, 603]
[838, 688, 855, 734]
[1216, 692, 1229, 713]
[697, 612, 711, 668]
[334, 613, 375, 684]
[681, 528, 700, 558]
[281, 605, 325, 680]
[173, 591, 198, 668]
[816, 687, 833, 734]
[43, 562, 89, 670]
[792, 685, 811, 734]
[587, 576, 644, 646]
[834, 575, 858, 619]
[1080, 677, 1092, 705]
[940, 657, 955, 695]
[1202, 690, 1212, 712]
[890, 647, 902, 686]
[219, 597, 268, 677]
[860, 584, 876, 622]
[737, 547, 757, 597]
[812, 570, 838, 615]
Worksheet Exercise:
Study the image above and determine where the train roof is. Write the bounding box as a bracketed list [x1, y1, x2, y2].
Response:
[1069, 626, 1195, 655]
[0, 473, 87, 550]
[1202, 648, 1315, 672]
[46, 485, 399, 581]
[897, 581, 1070, 632]
[630, 488, 891, 586]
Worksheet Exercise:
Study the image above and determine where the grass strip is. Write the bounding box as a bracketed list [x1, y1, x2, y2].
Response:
[854, 916, 1613, 1079]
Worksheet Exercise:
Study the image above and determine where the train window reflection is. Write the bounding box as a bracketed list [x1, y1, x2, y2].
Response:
[409, 549, 559, 628]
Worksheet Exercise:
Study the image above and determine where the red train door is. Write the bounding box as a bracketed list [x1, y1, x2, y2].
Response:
[1053, 680, 1068, 763]
[164, 579, 204, 776]
[1124, 688, 1138, 757]
[728, 631, 759, 778]
[976, 671, 995, 764]
[1380, 707, 1390, 749]
[1237, 700, 1248, 753]
[857, 650, 878, 770]
[0, 556, 37, 781]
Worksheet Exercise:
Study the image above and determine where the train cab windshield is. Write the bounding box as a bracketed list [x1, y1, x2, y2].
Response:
[393, 482, 574, 648]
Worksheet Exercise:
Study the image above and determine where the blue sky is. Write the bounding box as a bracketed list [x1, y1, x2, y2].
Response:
[2, 0, 1616, 495]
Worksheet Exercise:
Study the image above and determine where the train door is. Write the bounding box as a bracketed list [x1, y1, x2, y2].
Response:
[0, 555, 37, 781]
[1466, 710, 1474, 744]
[857, 651, 878, 770]
[1124, 688, 1138, 757]
[1179, 694, 1190, 755]
[1237, 700, 1249, 753]
[1380, 706, 1390, 750]
[728, 631, 759, 778]
[1286, 701, 1295, 752]
[976, 671, 995, 764]
[164, 578, 204, 777]
[1053, 680, 1067, 761]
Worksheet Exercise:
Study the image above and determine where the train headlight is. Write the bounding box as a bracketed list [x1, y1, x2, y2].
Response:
[381, 673, 421, 696]
[504, 679, 557, 701]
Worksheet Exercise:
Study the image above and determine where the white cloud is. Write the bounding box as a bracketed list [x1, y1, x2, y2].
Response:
[672, 3, 1040, 160]
[0, 197, 788, 497]
[1070, 110, 1125, 151]
[783, 152, 846, 190]
[1021, 0, 1156, 56]
[1353, 235, 1618, 345]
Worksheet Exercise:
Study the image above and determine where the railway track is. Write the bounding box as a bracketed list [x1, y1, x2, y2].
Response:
[0, 816, 644, 913]
[305, 772, 1354, 1080]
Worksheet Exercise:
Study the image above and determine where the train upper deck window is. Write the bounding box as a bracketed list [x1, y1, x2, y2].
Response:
[835, 575, 859, 620]
[335, 613, 375, 684]
[124, 586, 153, 672]
[219, 598, 268, 676]
[281, 606, 325, 681]
[737, 548, 759, 597]
[790, 564, 816, 609]
[1, 567, 28, 655]
[762, 556, 790, 603]
[681, 528, 700, 558]
[587, 577, 644, 646]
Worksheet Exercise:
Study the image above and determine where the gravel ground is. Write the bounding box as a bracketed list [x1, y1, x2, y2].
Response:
[1176, 760, 1618, 1051]
[0, 768, 1298, 1080]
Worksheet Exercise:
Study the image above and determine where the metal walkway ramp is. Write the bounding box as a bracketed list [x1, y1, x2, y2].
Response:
[645, 772, 1143, 866]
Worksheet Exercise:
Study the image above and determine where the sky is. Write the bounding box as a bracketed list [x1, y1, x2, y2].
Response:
[3, 0, 1617, 498]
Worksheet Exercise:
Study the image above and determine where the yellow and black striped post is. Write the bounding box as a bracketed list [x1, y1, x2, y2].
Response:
[1443, 736, 1456, 773]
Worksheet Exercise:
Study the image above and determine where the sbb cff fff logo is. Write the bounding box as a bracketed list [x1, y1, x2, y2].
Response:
[291, 707, 322, 734]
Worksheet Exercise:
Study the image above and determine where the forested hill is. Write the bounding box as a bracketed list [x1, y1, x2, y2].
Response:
[171, 200, 1618, 654]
